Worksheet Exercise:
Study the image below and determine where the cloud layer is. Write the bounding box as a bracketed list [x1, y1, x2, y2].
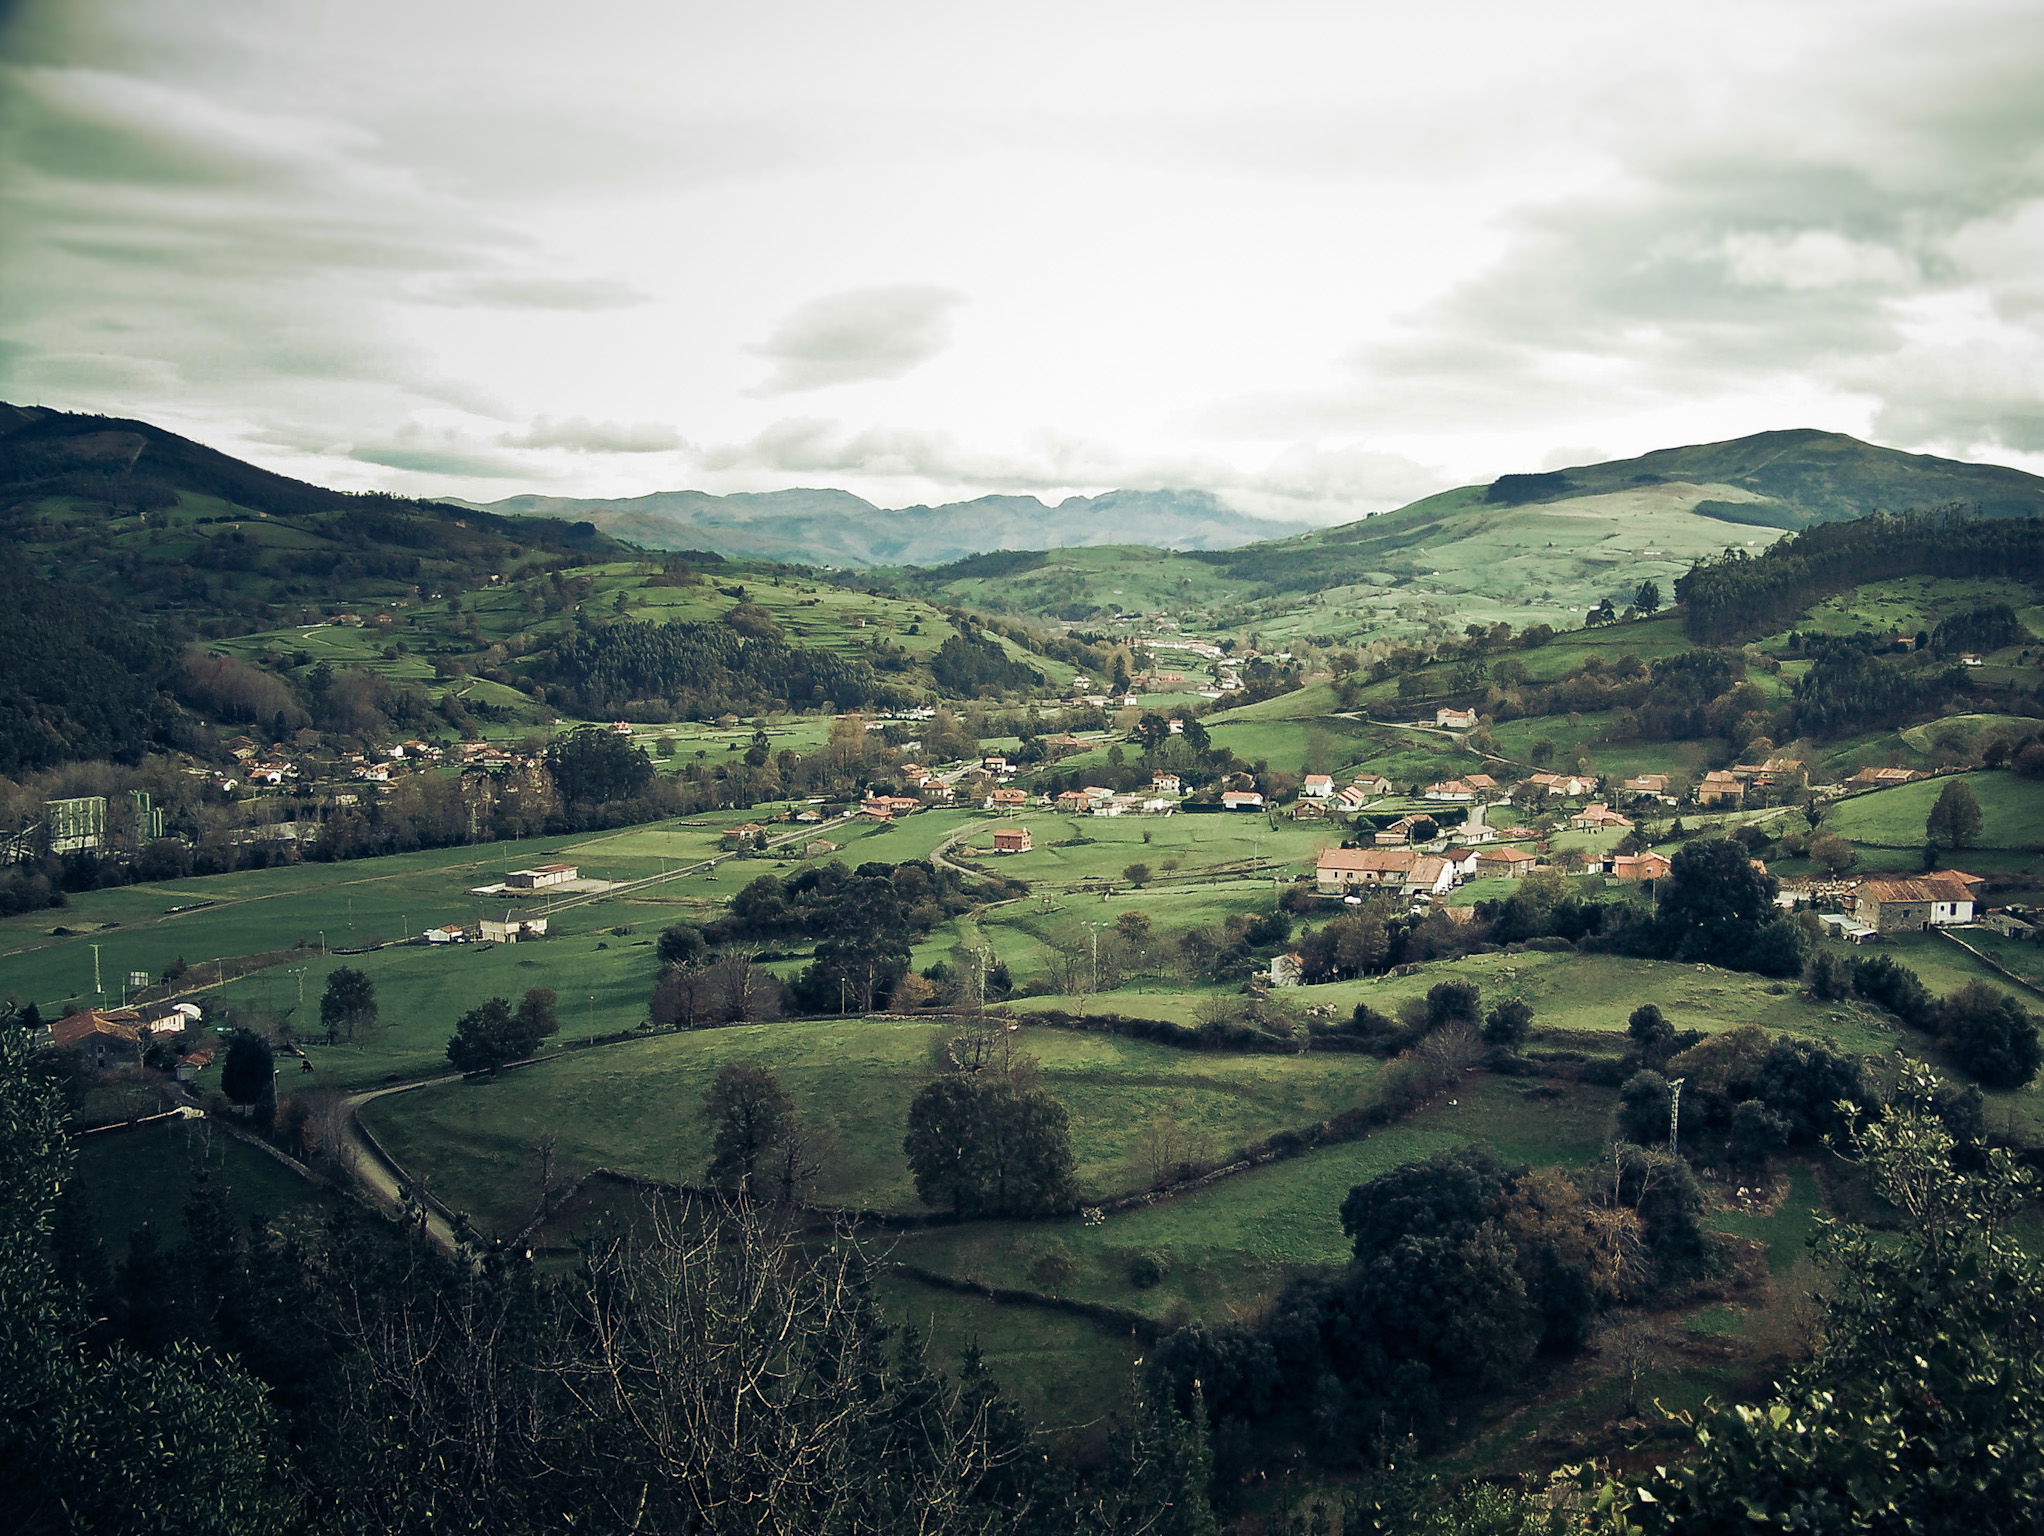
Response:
[1, 0, 2041, 517]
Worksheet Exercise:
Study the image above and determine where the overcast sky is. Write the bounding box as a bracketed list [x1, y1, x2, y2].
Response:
[3, 0, 2041, 523]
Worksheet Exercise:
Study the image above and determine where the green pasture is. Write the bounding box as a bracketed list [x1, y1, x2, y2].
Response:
[1760, 576, 2044, 649]
[0, 809, 809, 1016]
[220, 930, 663, 1087]
[890, 1074, 1616, 1324]
[977, 812, 1324, 887]
[909, 545, 1248, 629]
[1485, 716, 1712, 781]
[867, 1272, 1141, 1431]
[1824, 770, 2044, 849]
[1299, 951, 1902, 1057]
[362, 1016, 1392, 1235]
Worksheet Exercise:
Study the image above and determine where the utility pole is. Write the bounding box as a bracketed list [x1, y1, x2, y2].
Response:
[90, 943, 102, 997]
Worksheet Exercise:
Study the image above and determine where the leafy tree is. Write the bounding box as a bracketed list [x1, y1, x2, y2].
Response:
[0, 1007, 286, 1530]
[1728, 1099, 1789, 1173]
[903, 1072, 1077, 1218]
[1122, 862, 1152, 887]
[1422, 979, 1482, 1032]
[514, 986, 559, 1045]
[1938, 981, 2043, 1089]
[1624, 1065, 2044, 1533]
[1340, 1146, 1512, 1265]
[1651, 837, 1784, 969]
[700, 1062, 801, 1199]
[1483, 997, 1533, 1051]
[317, 966, 377, 1045]
[1626, 1002, 1677, 1071]
[1632, 579, 1662, 615]
[1616, 1070, 1673, 1147]
[445, 988, 559, 1072]
[219, 1030, 274, 1110]
[1926, 778, 1984, 850]
[656, 922, 707, 968]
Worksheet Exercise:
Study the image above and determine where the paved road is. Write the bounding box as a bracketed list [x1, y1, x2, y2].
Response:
[341, 1073, 471, 1257]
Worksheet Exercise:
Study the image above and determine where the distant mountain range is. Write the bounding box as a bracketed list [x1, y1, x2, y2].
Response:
[454, 486, 1309, 567]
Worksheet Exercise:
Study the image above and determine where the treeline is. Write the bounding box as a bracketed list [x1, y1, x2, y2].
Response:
[528, 615, 913, 718]
[926, 628, 1043, 696]
[1783, 639, 1971, 738]
[1150, 1141, 1713, 1483]
[1675, 506, 2044, 643]
[0, 575, 197, 772]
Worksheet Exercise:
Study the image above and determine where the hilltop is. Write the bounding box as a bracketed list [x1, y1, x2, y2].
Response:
[462, 485, 1309, 566]
[0, 404, 632, 628]
[891, 429, 2044, 644]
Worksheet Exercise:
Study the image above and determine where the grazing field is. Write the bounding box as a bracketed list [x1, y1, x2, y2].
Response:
[1761, 576, 2044, 647]
[1822, 769, 2044, 849]
[866, 1273, 1140, 1431]
[363, 1017, 1392, 1235]
[0, 807, 830, 1018]
[890, 1074, 1617, 1325]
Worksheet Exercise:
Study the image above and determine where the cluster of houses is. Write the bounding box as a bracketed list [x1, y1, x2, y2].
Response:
[36, 1001, 211, 1079]
[421, 915, 551, 944]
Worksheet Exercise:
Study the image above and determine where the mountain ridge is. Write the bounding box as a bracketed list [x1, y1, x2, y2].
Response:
[460, 484, 1309, 566]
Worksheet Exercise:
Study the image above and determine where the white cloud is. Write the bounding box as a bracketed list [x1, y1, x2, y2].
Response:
[748, 285, 965, 395]
[497, 416, 689, 453]
[1720, 229, 1919, 290]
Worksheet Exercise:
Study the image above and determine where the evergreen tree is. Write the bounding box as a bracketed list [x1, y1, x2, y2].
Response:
[219, 1029, 274, 1109]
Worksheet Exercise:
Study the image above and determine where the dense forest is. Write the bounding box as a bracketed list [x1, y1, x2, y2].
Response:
[527, 615, 914, 718]
[1676, 507, 2044, 643]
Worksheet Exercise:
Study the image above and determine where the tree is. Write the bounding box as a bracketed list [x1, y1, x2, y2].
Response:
[1422, 979, 1482, 1032]
[1483, 997, 1533, 1051]
[445, 989, 559, 1072]
[1616, 1070, 1673, 1146]
[656, 922, 707, 968]
[904, 1073, 1077, 1218]
[1623, 1064, 2044, 1534]
[1122, 862, 1152, 887]
[544, 725, 653, 806]
[1926, 778, 1984, 850]
[513, 987, 559, 1047]
[1627, 1003, 1678, 1071]
[1807, 829, 1857, 874]
[1939, 981, 2043, 1089]
[700, 1063, 802, 1199]
[0, 1007, 286, 1531]
[219, 1030, 274, 1111]
[1728, 1098, 1789, 1174]
[317, 966, 378, 1046]
[1652, 836, 1782, 969]
[1633, 579, 1663, 615]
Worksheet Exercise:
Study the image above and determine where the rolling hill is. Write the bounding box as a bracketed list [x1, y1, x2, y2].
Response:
[892, 430, 2044, 645]
[0, 403, 632, 627]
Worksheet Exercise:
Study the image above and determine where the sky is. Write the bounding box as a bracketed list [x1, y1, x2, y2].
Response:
[2, 0, 2042, 525]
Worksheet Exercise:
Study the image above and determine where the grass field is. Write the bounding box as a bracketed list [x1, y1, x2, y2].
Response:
[363, 1016, 1392, 1235]
[889, 1073, 1617, 1325]
[1823, 769, 2044, 850]
[0, 806, 827, 1020]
